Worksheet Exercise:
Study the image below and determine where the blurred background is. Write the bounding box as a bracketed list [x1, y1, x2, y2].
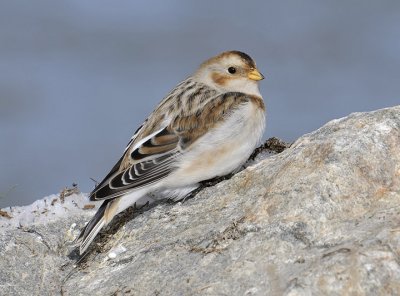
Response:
[1, 1, 399, 207]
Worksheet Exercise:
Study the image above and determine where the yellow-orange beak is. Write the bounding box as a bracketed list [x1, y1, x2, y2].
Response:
[248, 68, 264, 81]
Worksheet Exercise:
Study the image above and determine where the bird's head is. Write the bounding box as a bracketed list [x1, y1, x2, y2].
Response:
[194, 50, 264, 96]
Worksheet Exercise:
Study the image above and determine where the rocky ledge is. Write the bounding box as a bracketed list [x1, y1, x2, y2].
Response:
[1, 106, 400, 295]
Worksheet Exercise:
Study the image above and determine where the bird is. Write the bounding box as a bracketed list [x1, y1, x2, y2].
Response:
[76, 50, 265, 255]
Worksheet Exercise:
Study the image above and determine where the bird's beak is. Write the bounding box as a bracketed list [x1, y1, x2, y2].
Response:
[248, 68, 264, 81]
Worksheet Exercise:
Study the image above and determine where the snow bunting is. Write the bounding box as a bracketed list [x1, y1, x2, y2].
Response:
[76, 50, 265, 254]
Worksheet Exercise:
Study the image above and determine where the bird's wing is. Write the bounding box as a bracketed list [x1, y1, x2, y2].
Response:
[87, 120, 147, 197]
[90, 125, 179, 200]
[89, 92, 257, 201]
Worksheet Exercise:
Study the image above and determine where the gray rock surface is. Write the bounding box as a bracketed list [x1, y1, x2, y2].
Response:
[1, 106, 400, 296]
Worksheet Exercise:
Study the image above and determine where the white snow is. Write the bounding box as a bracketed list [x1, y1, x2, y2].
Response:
[0, 193, 100, 229]
[107, 244, 127, 259]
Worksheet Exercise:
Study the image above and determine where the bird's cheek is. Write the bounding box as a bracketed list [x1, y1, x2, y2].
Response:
[211, 72, 229, 86]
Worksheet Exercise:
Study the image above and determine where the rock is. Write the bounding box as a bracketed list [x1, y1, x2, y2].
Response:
[1, 106, 399, 295]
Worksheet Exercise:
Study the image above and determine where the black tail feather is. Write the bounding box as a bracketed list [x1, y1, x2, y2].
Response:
[76, 200, 111, 254]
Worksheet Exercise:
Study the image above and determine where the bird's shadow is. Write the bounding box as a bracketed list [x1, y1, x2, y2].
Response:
[67, 199, 163, 264]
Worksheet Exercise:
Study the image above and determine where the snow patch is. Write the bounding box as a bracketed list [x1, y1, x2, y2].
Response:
[0, 193, 100, 228]
[108, 244, 127, 259]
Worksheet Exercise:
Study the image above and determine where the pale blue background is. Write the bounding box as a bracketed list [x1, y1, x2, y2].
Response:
[1, 1, 399, 207]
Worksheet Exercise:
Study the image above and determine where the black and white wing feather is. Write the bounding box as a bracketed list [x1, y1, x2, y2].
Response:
[89, 125, 179, 201]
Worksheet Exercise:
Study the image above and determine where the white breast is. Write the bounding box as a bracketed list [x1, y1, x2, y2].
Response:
[164, 101, 265, 188]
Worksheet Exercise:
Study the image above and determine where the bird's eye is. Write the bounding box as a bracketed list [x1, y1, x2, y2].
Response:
[228, 67, 236, 74]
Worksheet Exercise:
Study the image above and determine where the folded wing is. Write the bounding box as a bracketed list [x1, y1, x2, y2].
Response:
[90, 126, 179, 200]
[89, 91, 254, 201]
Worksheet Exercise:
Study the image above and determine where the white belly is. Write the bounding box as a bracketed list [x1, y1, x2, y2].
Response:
[163, 101, 265, 188]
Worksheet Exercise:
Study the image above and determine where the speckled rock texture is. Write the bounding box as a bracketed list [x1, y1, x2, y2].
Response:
[1, 106, 399, 296]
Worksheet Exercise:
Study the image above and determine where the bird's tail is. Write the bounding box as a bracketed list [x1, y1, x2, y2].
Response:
[75, 190, 149, 255]
[75, 199, 111, 255]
